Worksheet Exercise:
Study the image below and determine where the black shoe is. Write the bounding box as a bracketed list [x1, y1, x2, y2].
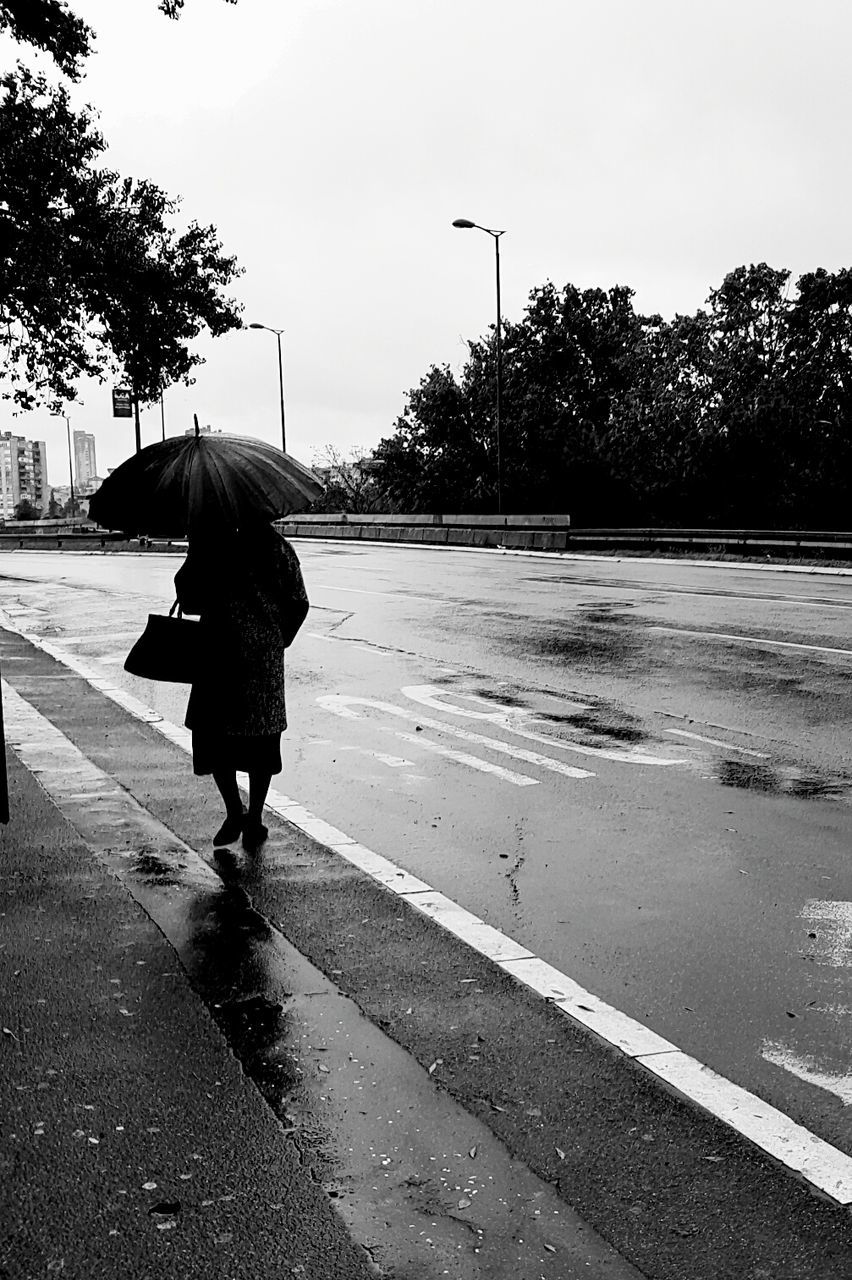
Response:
[242, 818, 268, 853]
[213, 811, 245, 846]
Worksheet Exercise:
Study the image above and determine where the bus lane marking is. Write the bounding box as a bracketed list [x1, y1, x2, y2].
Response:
[400, 685, 686, 766]
[316, 694, 594, 780]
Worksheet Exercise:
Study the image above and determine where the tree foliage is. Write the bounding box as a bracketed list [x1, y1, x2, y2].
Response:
[373, 265, 852, 529]
[1, 1, 243, 417]
[0, 0, 238, 79]
[0, 68, 243, 411]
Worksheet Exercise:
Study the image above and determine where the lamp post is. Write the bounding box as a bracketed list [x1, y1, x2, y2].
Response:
[452, 217, 506, 514]
[248, 323, 286, 453]
[52, 413, 76, 519]
[64, 415, 76, 519]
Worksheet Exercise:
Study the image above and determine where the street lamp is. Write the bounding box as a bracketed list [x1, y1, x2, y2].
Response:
[453, 217, 506, 514]
[52, 413, 76, 519]
[248, 323, 287, 453]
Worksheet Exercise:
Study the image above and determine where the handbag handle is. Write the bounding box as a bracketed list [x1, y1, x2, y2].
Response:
[169, 599, 184, 619]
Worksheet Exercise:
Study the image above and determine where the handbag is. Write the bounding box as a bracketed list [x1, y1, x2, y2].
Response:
[124, 601, 202, 684]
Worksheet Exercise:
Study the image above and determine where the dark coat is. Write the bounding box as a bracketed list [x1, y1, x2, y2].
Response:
[174, 529, 308, 737]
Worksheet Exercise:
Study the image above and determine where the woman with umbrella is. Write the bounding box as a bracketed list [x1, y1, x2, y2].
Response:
[90, 425, 322, 852]
[174, 514, 309, 851]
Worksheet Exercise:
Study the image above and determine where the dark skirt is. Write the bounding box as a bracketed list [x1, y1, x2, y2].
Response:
[192, 729, 282, 777]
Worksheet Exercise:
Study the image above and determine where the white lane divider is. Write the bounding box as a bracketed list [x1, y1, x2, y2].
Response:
[3, 618, 852, 1204]
[666, 728, 770, 758]
[650, 625, 852, 658]
[317, 693, 594, 780]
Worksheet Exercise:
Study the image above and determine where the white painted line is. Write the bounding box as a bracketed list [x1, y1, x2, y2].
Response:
[401, 891, 533, 962]
[318, 694, 595, 780]
[402, 684, 685, 766]
[665, 728, 770, 758]
[291, 535, 852, 576]
[391, 728, 539, 787]
[3, 613, 852, 1203]
[762, 1042, 852, 1107]
[650, 625, 852, 657]
[637, 1051, 852, 1203]
[800, 900, 852, 968]
[312, 583, 435, 603]
[326, 841, 432, 893]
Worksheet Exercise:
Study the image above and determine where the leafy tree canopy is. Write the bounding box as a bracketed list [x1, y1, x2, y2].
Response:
[372, 264, 852, 529]
[0, 68, 243, 411]
[0, 1, 244, 418]
[0, 1, 238, 79]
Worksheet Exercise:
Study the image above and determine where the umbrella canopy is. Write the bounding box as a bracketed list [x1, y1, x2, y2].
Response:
[89, 431, 324, 536]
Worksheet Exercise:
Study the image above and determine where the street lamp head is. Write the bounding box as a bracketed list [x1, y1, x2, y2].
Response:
[452, 218, 476, 229]
[247, 322, 266, 330]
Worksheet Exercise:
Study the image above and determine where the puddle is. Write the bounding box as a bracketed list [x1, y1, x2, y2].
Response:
[532, 710, 647, 744]
[528, 604, 647, 671]
[716, 758, 851, 801]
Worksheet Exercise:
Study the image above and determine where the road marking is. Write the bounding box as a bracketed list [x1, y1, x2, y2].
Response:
[3, 618, 852, 1204]
[761, 1042, 852, 1107]
[801, 900, 852, 968]
[401, 685, 685, 766]
[317, 693, 594, 780]
[650, 625, 852, 657]
[339, 746, 416, 769]
[313, 583, 435, 604]
[389, 728, 538, 787]
[665, 728, 770, 758]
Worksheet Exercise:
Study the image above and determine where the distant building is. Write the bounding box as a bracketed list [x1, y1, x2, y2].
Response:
[0, 432, 48, 518]
[73, 430, 98, 489]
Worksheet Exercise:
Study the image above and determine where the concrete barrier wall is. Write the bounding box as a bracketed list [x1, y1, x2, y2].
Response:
[275, 516, 852, 558]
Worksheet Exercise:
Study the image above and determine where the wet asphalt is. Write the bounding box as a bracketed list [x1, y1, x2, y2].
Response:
[1, 545, 851, 1278]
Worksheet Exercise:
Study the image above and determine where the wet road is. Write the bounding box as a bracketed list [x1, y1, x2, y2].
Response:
[0, 544, 850, 1164]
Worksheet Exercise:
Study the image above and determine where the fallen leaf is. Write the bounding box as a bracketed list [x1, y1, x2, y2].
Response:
[703, 1155, 724, 1163]
[428, 1059, 443, 1075]
[544, 1243, 556, 1253]
[457, 1196, 471, 1209]
[556, 1147, 566, 1160]
[468, 1145, 477, 1159]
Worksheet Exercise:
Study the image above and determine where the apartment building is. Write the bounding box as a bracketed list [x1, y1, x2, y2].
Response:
[0, 432, 48, 518]
[73, 430, 98, 490]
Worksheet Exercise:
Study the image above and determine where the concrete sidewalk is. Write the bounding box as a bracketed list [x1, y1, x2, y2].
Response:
[0, 749, 378, 1280]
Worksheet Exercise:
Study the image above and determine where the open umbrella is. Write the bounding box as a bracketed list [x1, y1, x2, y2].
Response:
[89, 424, 324, 537]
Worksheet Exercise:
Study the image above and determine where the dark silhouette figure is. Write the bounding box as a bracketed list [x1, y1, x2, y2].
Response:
[175, 519, 308, 852]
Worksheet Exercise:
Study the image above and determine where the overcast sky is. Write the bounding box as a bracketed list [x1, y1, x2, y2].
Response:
[5, 0, 852, 486]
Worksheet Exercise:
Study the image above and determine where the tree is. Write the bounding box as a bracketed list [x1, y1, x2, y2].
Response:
[375, 263, 852, 527]
[13, 497, 39, 519]
[0, 68, 243, 416]
[310, 445, 382, 514]
[47, 490, 61, 517]
[0, 0, 238, 80]
[0, 3, 244, 427]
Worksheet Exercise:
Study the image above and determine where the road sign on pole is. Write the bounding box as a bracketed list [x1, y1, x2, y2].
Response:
[112, 388, 133, 418]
